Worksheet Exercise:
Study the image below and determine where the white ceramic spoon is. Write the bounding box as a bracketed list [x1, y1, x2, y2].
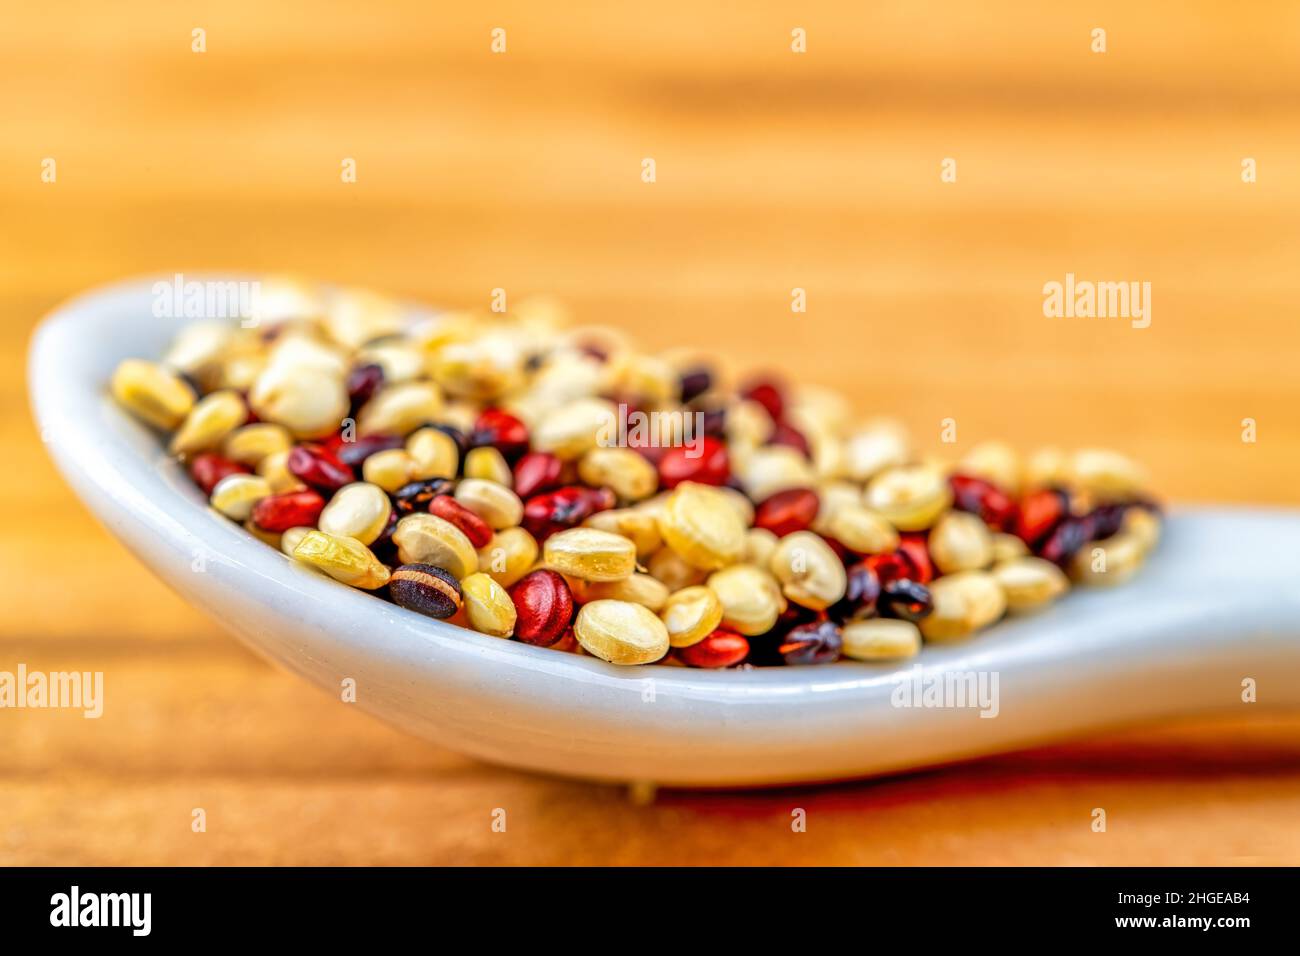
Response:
[29, 278, 1300, 787]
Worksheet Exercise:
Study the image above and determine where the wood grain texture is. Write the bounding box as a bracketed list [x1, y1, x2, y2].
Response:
[3, 1, 1299, 865]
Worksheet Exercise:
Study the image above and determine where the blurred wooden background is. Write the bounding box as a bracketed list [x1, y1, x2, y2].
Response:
[3, 1, 1299, 864]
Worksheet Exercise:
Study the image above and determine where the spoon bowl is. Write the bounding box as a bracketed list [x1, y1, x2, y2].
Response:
[29, 277, 1300, 786]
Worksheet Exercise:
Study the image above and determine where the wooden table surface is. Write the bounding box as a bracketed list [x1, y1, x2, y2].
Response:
[3, 2, 1300, 865]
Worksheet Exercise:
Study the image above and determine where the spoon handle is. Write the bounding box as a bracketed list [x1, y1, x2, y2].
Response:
[938, 507, 1300, 714]
[1162, 508, 1300, 703]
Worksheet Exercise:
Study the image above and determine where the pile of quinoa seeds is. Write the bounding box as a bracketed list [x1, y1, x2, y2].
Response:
[111, 280, 1161, 667]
